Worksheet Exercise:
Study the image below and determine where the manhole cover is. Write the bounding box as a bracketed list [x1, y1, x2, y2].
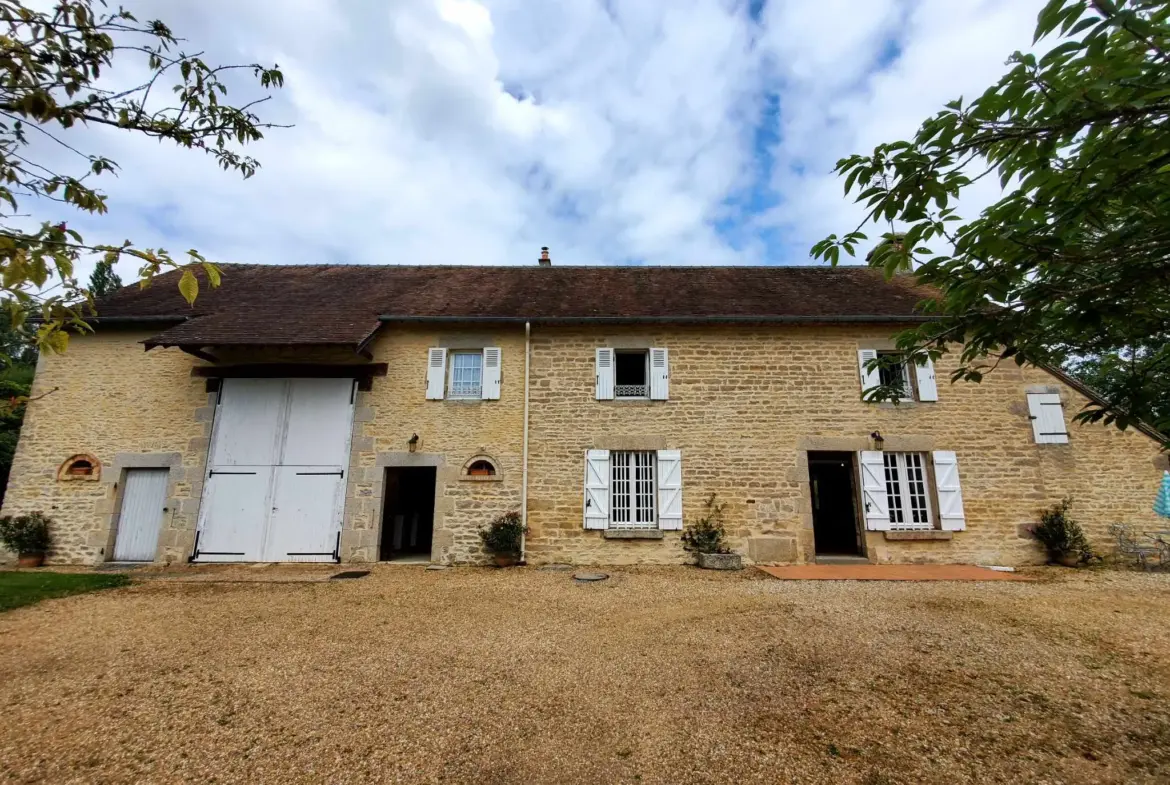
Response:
[330, 570, 370, 580]
[573, 571, 609, 582]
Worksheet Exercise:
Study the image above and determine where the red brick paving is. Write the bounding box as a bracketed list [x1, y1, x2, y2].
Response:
[757, 564, 1031, 581]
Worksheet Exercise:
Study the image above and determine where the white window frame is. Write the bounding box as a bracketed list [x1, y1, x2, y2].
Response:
[882, 452, 934, 530]
[876, 351, 916, 402]
[614, 350, 650, 400]
[447, 351, 483, 399]
[610, 450, 657, 528]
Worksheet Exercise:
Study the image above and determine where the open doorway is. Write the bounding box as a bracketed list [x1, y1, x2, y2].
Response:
[380, 467, 436, 561]
[808, 452, 864, 557]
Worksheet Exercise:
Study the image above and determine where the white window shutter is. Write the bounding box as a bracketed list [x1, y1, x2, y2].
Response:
[656, 449, 682, 529]
[649, 348, 670, 400]
[584, 449, 610, 529]
[858, 349, 880, 399]
[481, 347, 501, 400]
[426, 348, 447, 400]
[858, 451, 891, 530]
[595, 348, 615, 400]
[915, 357, 939, 401]
[932, 450, 966, 531]
[1026, 393, 1069, 443]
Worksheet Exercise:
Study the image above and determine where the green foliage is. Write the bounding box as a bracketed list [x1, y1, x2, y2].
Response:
[0, 571, 129, 612]
[0, 359, 31, 507]
[1030, 497, 1092, 562]
[479, 510, 526, 555]
[680, 493, 729, 554]
[811, 0, 1170, 444]
[0, 0, 285, 359]
[0, 509, 51, 554]
[87, 259, 122, 298]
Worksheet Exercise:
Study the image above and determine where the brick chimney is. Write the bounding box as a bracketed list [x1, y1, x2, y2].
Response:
[538, 246, 551, 266]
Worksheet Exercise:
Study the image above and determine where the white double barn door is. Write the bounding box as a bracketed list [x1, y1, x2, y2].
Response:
[196, 378, 356, 562]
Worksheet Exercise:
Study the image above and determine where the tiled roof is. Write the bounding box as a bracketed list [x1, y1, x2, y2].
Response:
[88, 264, 939, 348]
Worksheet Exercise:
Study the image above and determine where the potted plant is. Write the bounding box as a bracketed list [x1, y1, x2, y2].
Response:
[681, 493, 742, 570]
[0, 511, 52, 567]
[479, 510, 526, 567]
[1030, 497, 1093, 567]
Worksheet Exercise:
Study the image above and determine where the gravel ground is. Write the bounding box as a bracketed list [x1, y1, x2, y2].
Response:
[1, 566, 1168, 785]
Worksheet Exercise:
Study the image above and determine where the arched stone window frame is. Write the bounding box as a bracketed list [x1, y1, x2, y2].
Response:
[461, 454, 502, 482]
[58, 453, 101, 482]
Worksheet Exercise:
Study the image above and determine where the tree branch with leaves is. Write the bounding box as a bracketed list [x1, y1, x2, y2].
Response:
[812, 0, 1170, 444]
[0, 0, 284, 356]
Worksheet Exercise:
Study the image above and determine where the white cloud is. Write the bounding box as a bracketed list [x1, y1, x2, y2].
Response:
[18, 0, 1046, 286]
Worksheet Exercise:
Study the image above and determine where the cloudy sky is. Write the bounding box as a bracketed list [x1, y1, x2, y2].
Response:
[32, 0, 1045, 278]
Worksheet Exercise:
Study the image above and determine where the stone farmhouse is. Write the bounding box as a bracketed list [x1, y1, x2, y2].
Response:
[3, 259, 1165, 566]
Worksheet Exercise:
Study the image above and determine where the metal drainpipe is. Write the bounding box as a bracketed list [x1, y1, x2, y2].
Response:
[520, 320, 531, 563]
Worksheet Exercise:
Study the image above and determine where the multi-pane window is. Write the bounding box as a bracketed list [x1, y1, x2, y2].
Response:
[614, 351, 649, 398]
[882, 452, 932, 529]
[611, 451, 656, 528]
[877, 351, 915, 400]
[449, 351, 483, 398]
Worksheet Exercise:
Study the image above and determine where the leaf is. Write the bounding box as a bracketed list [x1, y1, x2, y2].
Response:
[178, 268, 198, 305]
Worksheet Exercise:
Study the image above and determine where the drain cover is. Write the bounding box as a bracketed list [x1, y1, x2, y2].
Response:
[573, 571, 609, 582]
[330, 570, 370, 580]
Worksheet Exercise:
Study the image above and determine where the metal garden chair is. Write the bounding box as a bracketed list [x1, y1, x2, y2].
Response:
[1109, 523, 1167, 571]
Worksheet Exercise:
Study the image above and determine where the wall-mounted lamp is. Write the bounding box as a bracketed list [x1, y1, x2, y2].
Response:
[870, 430, 885, 450]
[408, 433, 419, 453]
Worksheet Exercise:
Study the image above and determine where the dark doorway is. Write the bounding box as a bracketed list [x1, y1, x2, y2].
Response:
[380, 467, 436, 561]
[808, 452, 863, 556]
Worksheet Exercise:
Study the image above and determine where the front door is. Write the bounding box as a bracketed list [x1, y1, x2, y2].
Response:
[195, 377, 355, 562]
[809, 452, 863, 556]
[113, 468, 169, 561]
[380, 467, 436, 560]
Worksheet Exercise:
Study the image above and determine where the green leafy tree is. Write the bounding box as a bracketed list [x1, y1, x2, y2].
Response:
[87, 259, 122, 298]
[812, 0, 1170, 443]
[0, 0, 284, 357]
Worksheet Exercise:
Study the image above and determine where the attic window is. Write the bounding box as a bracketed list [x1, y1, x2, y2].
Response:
[468, 460, 496, 476]
[58, 453, 101, 482]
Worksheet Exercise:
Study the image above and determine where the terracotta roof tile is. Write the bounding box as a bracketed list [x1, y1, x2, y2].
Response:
[89, 264, 938, 348]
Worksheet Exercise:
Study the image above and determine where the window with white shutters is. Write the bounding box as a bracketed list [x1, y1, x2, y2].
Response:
[597, 348, 669, 401]
[427, 347, 502, 400]
[615, 351, 649, 398]
[1026, 393, 1069, 443]
[881, 452, 933, 530]
[858, 349, 938, 402]
[611, 451, 656, 528]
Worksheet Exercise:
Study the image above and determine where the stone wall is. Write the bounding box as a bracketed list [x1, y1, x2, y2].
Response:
[523, 324, 1167, 566]
[4, 322, 1165, 567]
[1, 331, 208, 564]
[339, 327, 526, 564]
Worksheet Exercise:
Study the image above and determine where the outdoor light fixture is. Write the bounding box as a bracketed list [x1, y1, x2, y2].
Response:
[408, 433, 419, 453]
[870, 430, 885, 450]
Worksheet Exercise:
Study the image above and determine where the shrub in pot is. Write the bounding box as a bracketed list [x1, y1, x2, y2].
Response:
[479, 510, 526, 567]
[681, 494, 742, 570]
[1030, 497, 1093, 567]
[0, 511, 52, 567]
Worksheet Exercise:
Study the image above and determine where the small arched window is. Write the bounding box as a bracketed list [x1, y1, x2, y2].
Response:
[58, 453, 101, 482]
[467, 459, 496, 477]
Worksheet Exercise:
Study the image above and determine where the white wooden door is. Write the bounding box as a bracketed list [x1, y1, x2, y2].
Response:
[195, 470, 272, 561]
[265, 468, 347, 561]
[113, 468, 169, 561]
[195, 378, 355, 562]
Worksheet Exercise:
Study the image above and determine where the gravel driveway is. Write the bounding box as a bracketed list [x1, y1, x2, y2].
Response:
[1, 566, 1168, 784]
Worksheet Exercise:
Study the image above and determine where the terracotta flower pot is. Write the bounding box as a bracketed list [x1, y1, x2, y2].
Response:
[493, 553, 519, 568]
[17, 552, 45, 568]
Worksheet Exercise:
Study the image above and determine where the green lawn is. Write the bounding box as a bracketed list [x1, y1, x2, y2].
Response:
[0, 571, 131, 612]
